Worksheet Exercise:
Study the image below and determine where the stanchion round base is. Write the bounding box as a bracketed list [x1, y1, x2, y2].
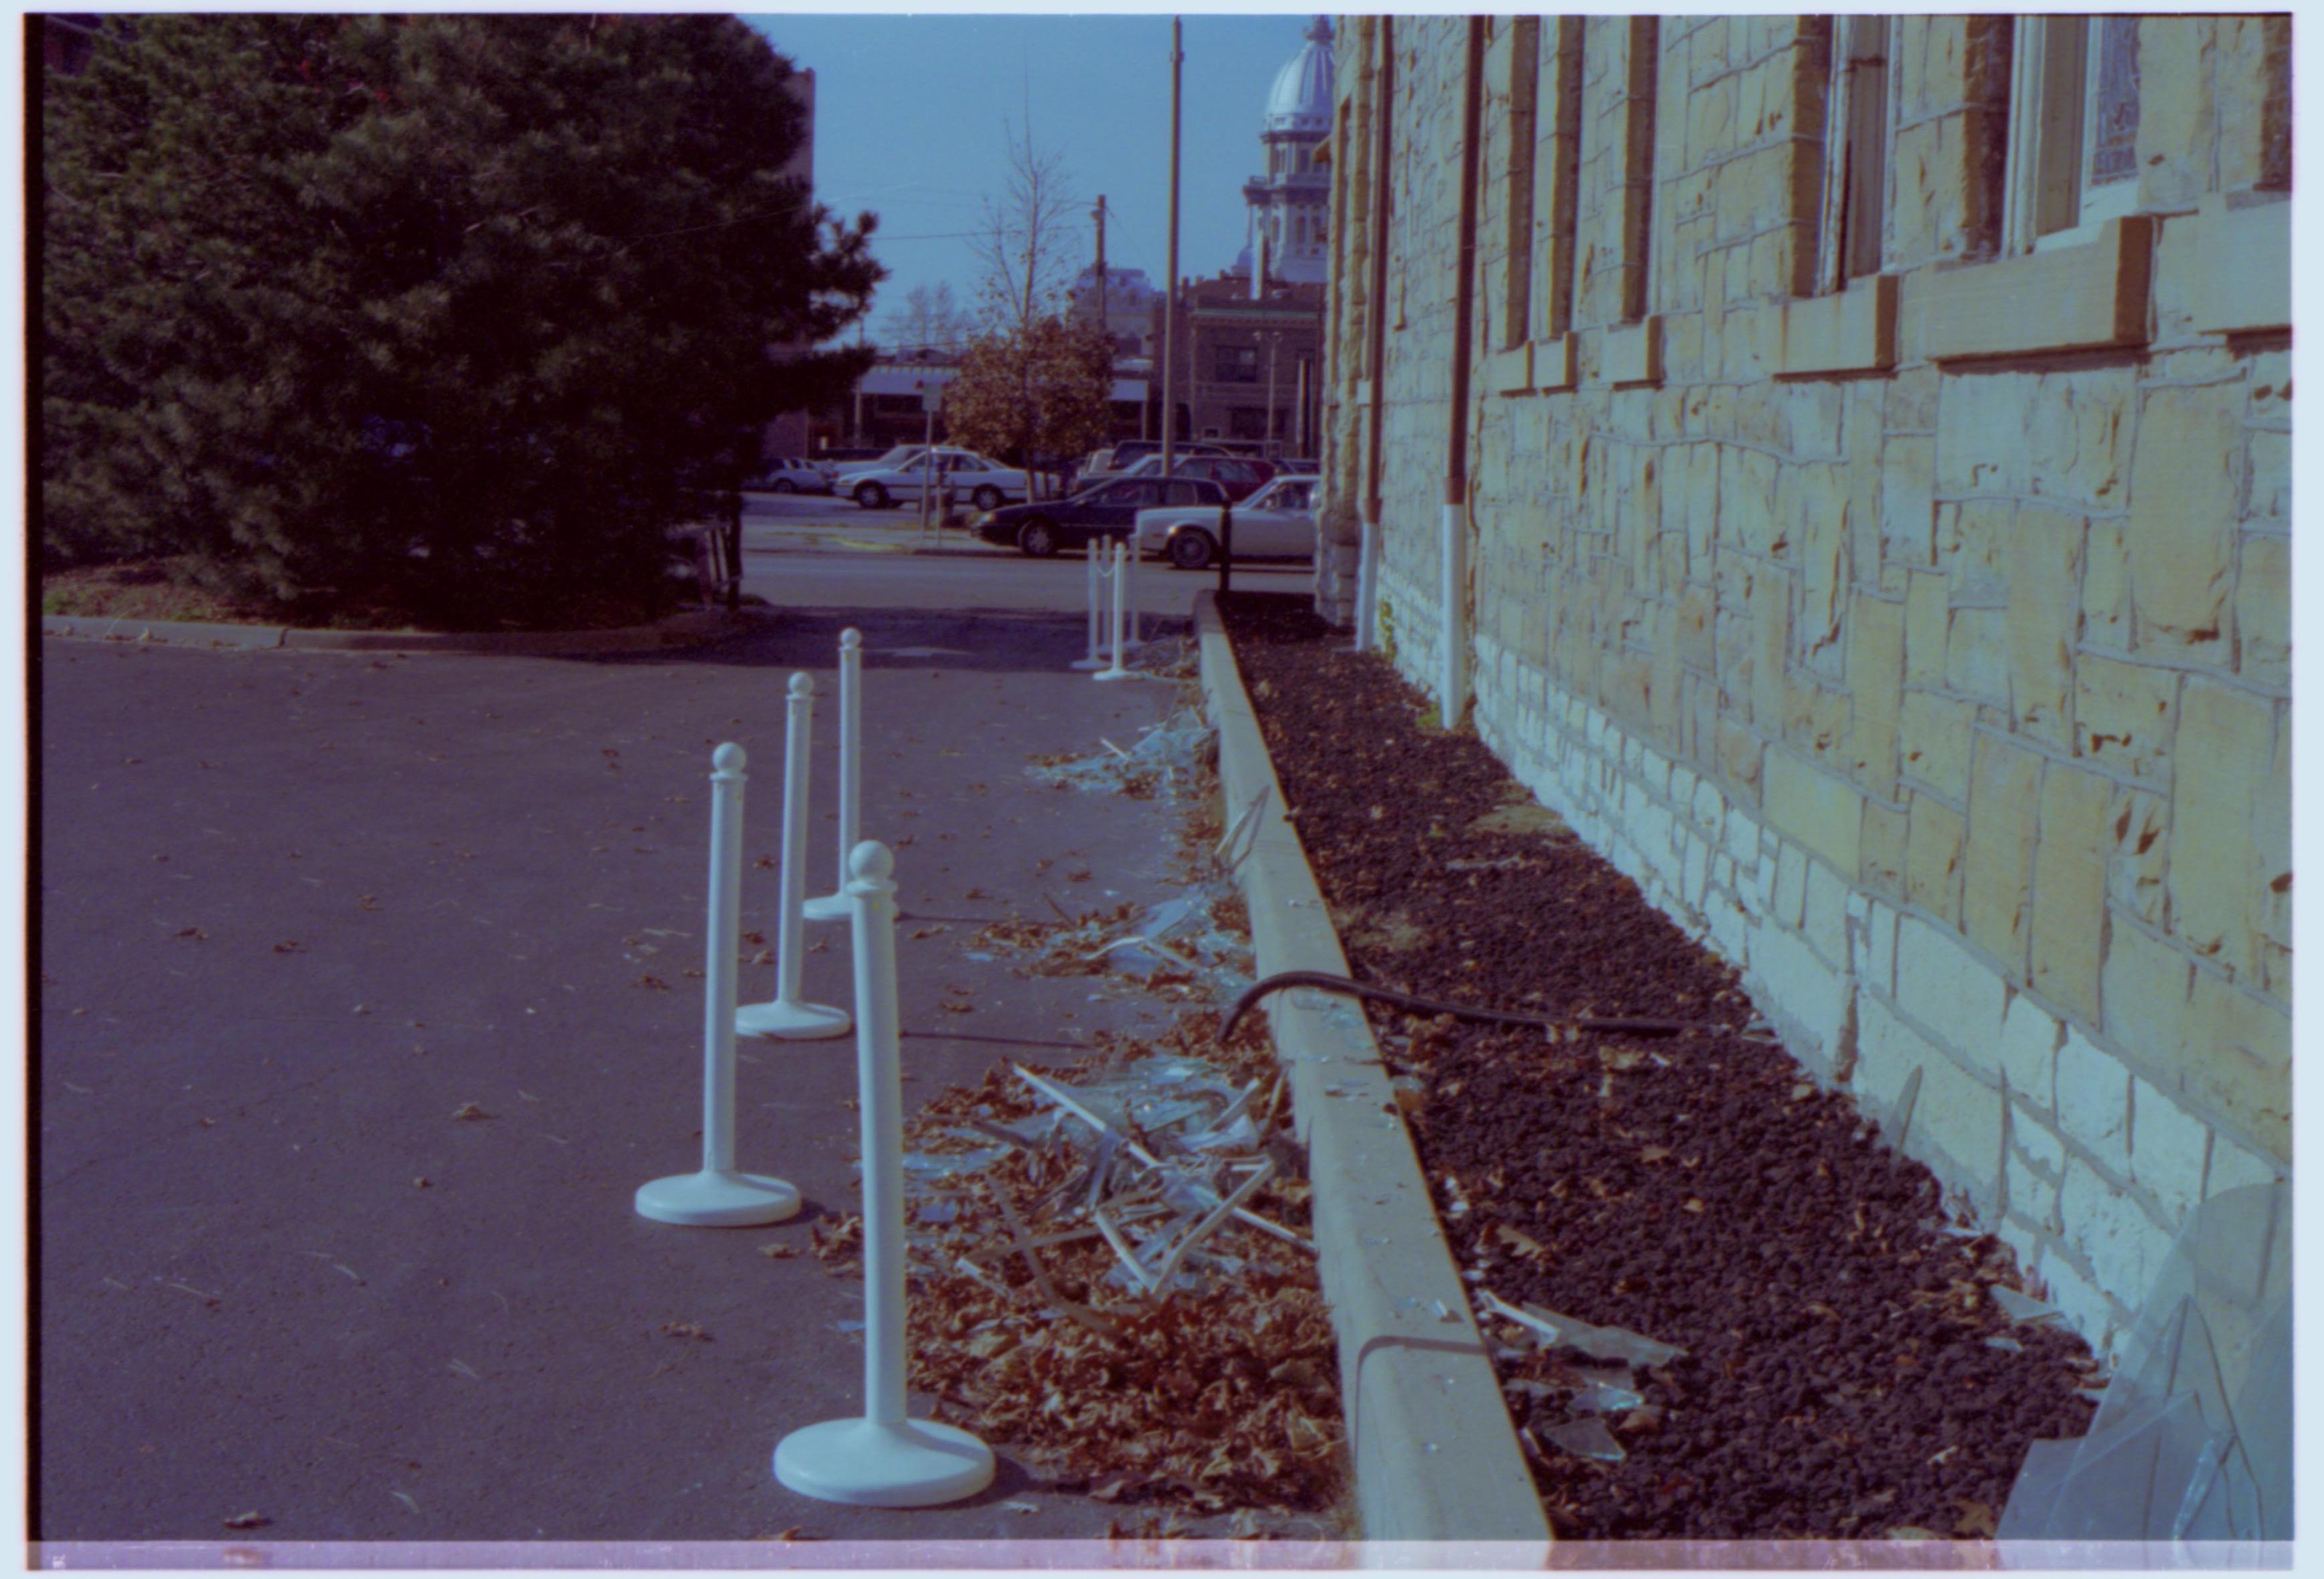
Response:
[1092, 667, 1134, 683]
[774, 1417, 996, 1507]
[1068, 655, 1109, 671]
[634, 1169, 800, 1226]
[735, 998, 853, 1040]
[800, 892, 849, 922]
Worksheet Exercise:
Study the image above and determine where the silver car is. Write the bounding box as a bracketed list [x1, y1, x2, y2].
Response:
[1132, 474, 1317, 570]
[746, 456, 835, 495]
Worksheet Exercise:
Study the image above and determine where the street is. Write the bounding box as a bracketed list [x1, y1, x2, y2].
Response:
[735, 490, 1312, 616]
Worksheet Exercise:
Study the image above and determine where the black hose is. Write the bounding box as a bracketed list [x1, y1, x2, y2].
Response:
[1216, 969, 1739, 1047]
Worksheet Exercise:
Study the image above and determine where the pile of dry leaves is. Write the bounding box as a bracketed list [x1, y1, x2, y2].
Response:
[806, 687, 1346, 1517]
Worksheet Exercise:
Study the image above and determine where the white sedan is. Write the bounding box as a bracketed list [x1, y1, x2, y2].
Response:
[837, 448, 1029, 511]
[1132, 474, 1317, 570]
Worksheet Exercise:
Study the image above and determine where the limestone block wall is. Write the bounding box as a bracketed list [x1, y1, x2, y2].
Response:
[1322, 13, 2290, 1357]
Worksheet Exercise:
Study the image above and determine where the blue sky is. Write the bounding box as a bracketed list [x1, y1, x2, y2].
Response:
[740, 11, 1320, 345]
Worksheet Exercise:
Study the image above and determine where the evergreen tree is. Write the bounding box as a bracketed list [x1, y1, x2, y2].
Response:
[43, 15, 881, 625]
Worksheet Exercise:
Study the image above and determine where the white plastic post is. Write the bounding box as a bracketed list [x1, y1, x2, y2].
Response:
[1093, 542, 1133, 682]
[635, 744, 802, 1226]
[1119, 526, 1143, 651]
[773, 841, 996, 1507]
[736, 673, 852, 1042]
[802, 629, 863, 924]
[1069, 543, 1108, 671]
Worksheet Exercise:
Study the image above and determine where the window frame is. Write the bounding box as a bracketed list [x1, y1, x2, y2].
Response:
[2001, 15, 2143, 256]
[1813, 14, 1892, 293]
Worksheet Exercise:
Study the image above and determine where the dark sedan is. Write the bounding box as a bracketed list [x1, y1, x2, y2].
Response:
[973, 475, 1230, 557]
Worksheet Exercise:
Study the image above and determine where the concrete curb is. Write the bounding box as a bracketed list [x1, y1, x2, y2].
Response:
[1194, 591, 1550, 1548]
[41, 608, 754, 657]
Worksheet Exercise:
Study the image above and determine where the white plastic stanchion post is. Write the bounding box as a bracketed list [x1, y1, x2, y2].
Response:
[736, 673, 852, 1042]
[1093, 541, 1132, 681]
[1120, 525, 1144, 650]
[1069, 543, 1108, 671]
[773, 841, 996, 1507]
[802, 629, 863, 924]
[635, 744, 802, 1226]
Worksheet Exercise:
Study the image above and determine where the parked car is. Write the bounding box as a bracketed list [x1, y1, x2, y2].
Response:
[1119, 452, 1277, 501]
[837, 448, 1029, 511]
[1133, 473, 1318, 570]
[975, 475, 1230, 558]
[1077, 439, 1233, 488]
[1271, 456, 1321, 477]
[745, 456, 835, 495]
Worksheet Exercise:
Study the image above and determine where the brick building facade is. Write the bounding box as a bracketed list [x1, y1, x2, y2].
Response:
[1316, 15, 2290, 1356]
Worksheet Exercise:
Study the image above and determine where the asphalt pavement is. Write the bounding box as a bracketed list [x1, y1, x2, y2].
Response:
[33, 570, 1332, 1545]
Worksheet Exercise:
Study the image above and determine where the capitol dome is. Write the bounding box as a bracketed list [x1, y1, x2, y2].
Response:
[1263, 16, 1334, 137]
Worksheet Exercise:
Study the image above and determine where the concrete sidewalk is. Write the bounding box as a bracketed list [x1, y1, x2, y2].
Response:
[35, 609, 1333, 1544]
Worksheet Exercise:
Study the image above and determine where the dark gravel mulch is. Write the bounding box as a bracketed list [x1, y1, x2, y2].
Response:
[1219, 593, 2098, 1542]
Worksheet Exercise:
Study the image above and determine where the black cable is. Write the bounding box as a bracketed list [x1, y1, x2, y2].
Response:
[1215, 969, 1741, 1047]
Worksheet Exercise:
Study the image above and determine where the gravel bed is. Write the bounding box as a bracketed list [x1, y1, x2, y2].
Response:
[1219, 592, 2098, 1542]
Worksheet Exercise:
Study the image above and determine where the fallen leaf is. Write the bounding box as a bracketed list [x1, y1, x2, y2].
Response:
[1639, 1145, 1672, 1163]
[1954, 1499, 1999, 1538]
[413, 1177, 430, 1188]
[272, 941, 302, 954]
[635, 975, 670, 991]
[756, 1243, 798, 1260]
[176, 928, 207, 941]
[450, 1103, 490, 1120]
[659, 1321, 711, 1341]
[1886, 1526, 1941, 1542]
[1682, 1197, 1705, 1214]
[221, 1511, 269, 1530]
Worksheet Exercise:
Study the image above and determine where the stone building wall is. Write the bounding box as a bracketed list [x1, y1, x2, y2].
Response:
[1318, 13, 2290, 1357]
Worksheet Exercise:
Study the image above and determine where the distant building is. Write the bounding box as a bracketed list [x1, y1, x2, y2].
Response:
[1154, 17, 1331, 454]
[848, 349, 956, 450]
[1234, 17, 1334, 287]
[1067, 265, 1164, 359]
[1158, 276, 1323, 453]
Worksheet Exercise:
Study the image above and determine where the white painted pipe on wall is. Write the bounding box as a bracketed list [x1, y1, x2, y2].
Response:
[634, 743, 802, 1226]
[736, 673, 851, 1042]
[772, 840, 996, 1507]
[803, 629, 863, 924]
[1355, 509, 1380, 651]
[1440, 502, 1467, 726]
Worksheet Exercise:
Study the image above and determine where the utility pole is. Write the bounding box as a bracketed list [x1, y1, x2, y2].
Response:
[1093, 195, 1109, 332]
[1160, 16, 1182, 474]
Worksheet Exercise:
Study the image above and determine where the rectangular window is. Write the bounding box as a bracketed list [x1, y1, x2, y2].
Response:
[1541, 17, 1583, 338]
[1815, 15, 1890, 291]
[1214, 345, 1259, 383]
[1228, 406, 1268, 439]
[1499, 16, 1541, 350]
[1619, 16, 1658, 324]
[2002, 15, 2143, 254]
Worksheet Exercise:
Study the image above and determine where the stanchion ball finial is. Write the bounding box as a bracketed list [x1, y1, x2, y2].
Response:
[789, 671, 815, 699]
[840, 628, 862, 650]
[848, 839, 895, 882]
[713, 742, 747, 773]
